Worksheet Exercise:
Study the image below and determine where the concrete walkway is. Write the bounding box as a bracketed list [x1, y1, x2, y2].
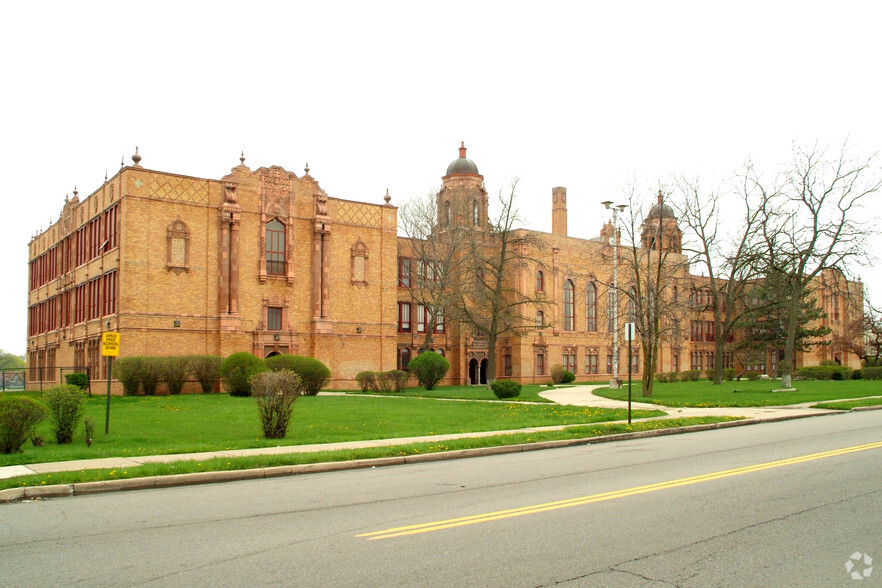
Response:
[3, 386, 868, 486]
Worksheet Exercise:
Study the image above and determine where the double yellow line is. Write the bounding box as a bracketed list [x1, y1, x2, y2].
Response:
[358, 440, 882, 540]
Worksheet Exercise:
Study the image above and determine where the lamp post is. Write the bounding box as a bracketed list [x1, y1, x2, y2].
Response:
[601, 200, 627, 389]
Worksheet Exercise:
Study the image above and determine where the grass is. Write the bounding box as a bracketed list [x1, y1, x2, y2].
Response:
[0, 390, 665, 467]
[347, 383, 555, 402]
[811, 398, 882, 410]
[0, 416, 739, 491]
[594, 378, 882, 407]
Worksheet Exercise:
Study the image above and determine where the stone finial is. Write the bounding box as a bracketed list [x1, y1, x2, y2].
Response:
[120, 155, 125, 168]
[459, 141, 467, 158]
[132, 146, 142, 166]
[105, 170, 108, 182]
[384, 188, 391, 204]
[304, 162, 310, 175]
[240, 151, 246, 166]
[73, 186, 78, 198]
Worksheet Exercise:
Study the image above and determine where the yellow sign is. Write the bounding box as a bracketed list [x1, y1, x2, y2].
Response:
[101, 332, 120, 356]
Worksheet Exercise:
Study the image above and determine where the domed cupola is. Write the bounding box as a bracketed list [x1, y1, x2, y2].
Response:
[641, 190, 682, 253]
[445, 142, 480, 176]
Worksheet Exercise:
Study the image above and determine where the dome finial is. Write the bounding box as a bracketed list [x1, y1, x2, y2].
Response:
[132, 146, 142, 166]
[459, 141, 467, 158]
[240, 151, 246, 166]
[384, 188, 391, 204]
[304, 161, 310, 175]
[657, 189, 663, 205]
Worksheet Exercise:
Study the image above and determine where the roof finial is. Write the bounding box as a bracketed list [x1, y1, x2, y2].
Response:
[657, 189, 663, 204]
[240, 151, 246, 166]
[459, 141, 467, 158]
[304, 162, 310, 175]
[105, 170, 108, 182]
[73, 185, 78, 198]
[132, 146, 142, 166]
[384, 188, 391, 204]
[120, 155, 125, 168]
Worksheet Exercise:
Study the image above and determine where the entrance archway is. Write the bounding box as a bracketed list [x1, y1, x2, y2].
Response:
[468, 358, 479, 385]
[479, 358, 488, 385]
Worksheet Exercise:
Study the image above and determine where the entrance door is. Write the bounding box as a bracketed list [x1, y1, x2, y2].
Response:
[469, 358, 479, 385]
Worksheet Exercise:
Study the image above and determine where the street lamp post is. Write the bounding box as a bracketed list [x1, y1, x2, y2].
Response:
[601, 200, 627, 389]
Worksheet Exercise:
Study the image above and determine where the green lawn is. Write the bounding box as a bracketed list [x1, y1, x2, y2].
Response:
[0, 391, 664, 467]
[594, 379, 882, 407]
[811, 398, 882, 410]
[347, 383, 554, 402]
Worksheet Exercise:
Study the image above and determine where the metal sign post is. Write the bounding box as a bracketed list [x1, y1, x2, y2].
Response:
[624, 322, 635, 424]
[101, 332, 120, 434]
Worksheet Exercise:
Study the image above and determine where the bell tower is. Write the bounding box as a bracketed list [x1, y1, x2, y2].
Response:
[437, 142, 488, 229]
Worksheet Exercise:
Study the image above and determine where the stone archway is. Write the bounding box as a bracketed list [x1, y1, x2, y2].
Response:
[480, 358, 488, 385]
[468, 358, 480, 385]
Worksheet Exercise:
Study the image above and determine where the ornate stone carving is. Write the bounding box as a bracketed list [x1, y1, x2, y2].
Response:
[223, 182, 238, 204]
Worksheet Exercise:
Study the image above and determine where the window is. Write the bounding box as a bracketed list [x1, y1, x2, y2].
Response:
[74, 284, 87, 324]
[473, 201, 479, 226]
[417, 304, 426, 333]
[606, 352, 614, 374]
[102, 270, 117, 316]
[398, 257, 411, 287]
[398, 302, 411, 332]
[536, 351, 545, 376]
[88, 278, 101, 320]
[723, 352, 733, 369]
[504, 351, 512, 376]
[563, 347, 576, 373]
[585, 349, 599, 374]
[266, 219, 286, 275]
[671, 285, 678, 304]
[398, 348, 411, 371]
[75, 226, 87, 267]
[563, 280, 574, 331]
[672, 353, 679, 373]
[104, 204, 119, 251]
[691, 351, 702, 371]
[631, 350, 640, 373]
[434, 308, 444, 334]
[832, 294, 840, 321]
[705, 351, 715, 372]
[267, 307, 282, 330]
[536, 270, 544, 292]
[351, 240, 368, 286]
[536, 310, 545, 329]
[167, 219, 190, 269]
[585, 282, 597, 331]
[89, 217, 102, 260]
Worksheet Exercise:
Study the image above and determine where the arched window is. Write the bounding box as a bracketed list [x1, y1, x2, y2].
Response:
[585, 282, 597, 331]
[351, 240, 368, 286]
[445, 201, 451, 225]
[399, 347, 411, 371]
[166, 219, 190, 270]
[266, 219, 286, 275]
[563, 280, 575, 331]
[585, 348, 599, 374]
[536, 309, 545, 329]
[536, 270, 544, 292]
[472, 201, 479, 226]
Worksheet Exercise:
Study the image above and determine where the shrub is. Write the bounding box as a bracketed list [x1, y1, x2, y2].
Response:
[407, 351, 450, 390]
[376, 370, 409, 393]
[44, 384, 86, 444]
[355, 371, 379, 393]
[550, 364, 567, 384]
[682, 370, 701, 382]
[704, 370, 715, 381]
[266, 355, 330, 396]
[723, 368, 736, 381]
[220, 352, 267, 397]
[491, 379, 521, 399]
[831, 370, 844, 381]
[139, 357, 164, 396]
[250, 370, 302, 439]
[862, 366, 882, 380]
[820, 359, 839, 366]
[189, 355, 222, 394]
[113, 356, 143, 396]
[161, 356, 190, 395]
[83, 416, 95, 446]
[852, 369, 863, 380]
[863, 358, 880, 368]
[744, 370, 762, 381]
[562, 370, 575, 384]
[65, 372, 89, 390]
[0, 396, 48, 454]
[796, 366, 852, 381]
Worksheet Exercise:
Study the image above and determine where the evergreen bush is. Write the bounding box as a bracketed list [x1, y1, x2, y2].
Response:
[161, 356, 190, 395]
[220, 352, 267, 397]
[250, 370, 302, 439]
[266, 355, 331, 396]
[861, 366, 882, 380]
[491, 379, 521, 399]
[852, 369, 863, 380]
[189, 355, 222, 393]
[43, 384, 86, 444]
[355, 371, 379, 393]
[64, 372, 89, 390]
[113, 356, 143, 396]
[407, 351, 450, 390]
[0, 396, 48, 454]
[562, 370, 575, 384]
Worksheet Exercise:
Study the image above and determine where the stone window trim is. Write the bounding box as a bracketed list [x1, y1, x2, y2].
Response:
[258, 190, 296, 284]
[258, 296, 290, 332]
[166, 218, 190, 270]
[351, 239, 368, 286]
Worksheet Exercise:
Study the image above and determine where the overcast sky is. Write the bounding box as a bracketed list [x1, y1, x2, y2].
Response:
[4, 1, 881, 356]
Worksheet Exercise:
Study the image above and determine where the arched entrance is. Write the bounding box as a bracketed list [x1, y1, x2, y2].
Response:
[479, 358, 488, 385]
[468, 358, 479, 385]
[265, 351, 280, 359]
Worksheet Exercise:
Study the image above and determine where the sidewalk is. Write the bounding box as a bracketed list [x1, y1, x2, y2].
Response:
[1, 386, 845, 483]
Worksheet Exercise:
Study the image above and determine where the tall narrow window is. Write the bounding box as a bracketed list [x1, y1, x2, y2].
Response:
[399, 348, 411, 371]
[585, 349, 599, 374]
[504, 352, 512, 376]
[434, 307, 445, 333]
[266, 219, 286, 275]
[472, 201, 479, 226]
[167, 219, 190, 270]
[351, 240, 368, 286]
[536, 270, 544, 292]
[398, 257, 411, 287]
[586, 282, 597, 331]
[563, 280, 574, 331]
[398, 302, 411, 332]
[417, 304, 426, 333]
[536, 351, 545, 376]
[267, 307, 282, 330]
[536, 309, 545, 329]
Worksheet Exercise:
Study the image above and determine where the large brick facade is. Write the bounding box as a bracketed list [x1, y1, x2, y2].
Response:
[27, 146, 862, 393]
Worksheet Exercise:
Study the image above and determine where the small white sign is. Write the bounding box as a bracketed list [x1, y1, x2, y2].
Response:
[624, 322, 636, 341]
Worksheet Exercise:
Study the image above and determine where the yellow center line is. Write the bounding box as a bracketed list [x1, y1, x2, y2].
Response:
[357, 440, 882, 540]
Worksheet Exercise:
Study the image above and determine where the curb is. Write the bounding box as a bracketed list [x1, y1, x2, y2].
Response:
[0, 410, 845, 503]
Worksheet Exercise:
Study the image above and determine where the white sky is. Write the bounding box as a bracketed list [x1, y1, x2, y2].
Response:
[4, 1, 881, 356]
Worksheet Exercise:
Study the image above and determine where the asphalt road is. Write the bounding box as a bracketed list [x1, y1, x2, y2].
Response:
[2, 411, 880, 587]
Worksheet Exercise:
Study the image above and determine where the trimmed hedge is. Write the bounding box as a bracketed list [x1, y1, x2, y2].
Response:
[796, 366, 853, 380]
[189, 355, 222, 394]
[491, 379, 521, 399]
[113, 356, 144, 396]
[266, 354, 331, 396]
[408, 351, 450, 390]
[355, 371, 379, 393]
[861, 366, 882, 380]
[221, 352, 268, 397]
[64, 372, 89, 390]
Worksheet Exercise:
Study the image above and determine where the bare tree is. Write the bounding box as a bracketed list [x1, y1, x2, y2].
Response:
[675, 175, 765, 384]
[448, 181, 544, 384]
[835, 295, 882, 363]
[754, 143, 881, 387]
[613, 186, 689, 397]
